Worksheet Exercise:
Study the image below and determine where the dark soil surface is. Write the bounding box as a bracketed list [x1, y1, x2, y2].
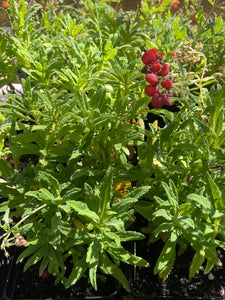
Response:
[131, 238, 225, 299]
[4, 256, 117, 299]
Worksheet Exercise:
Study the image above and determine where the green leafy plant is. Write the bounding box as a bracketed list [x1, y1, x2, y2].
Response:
[0, 0, 225, 293]
[0, 0, 152, 292]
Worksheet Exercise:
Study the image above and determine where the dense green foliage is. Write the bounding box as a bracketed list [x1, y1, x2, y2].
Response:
[0, 0, 225, 291]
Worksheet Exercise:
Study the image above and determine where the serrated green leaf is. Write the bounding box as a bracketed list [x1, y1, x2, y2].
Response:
[86, 237, 102, 265]
[37, 171, 60, 197]
[117, 231, 145, 242]
[123, 186, 150, 200]
[0, 200, 9, 213]
[187, 193, 211, 211]
[39, 256, 50, 277]
[153, 223, 174, 238]
[23, 244, 49, 272]
[112, 197, 138, 213]
[89, 264, 98, 290]
[189, 251, 205, 278]
[65, 257, 88, 288]
[206, 173, 221, 209]
[67, 201, 99, 223]
[99, 250, 130, 292]
[204, 247, 222, 274]
[25, 189, 55, 203]
[99, 167, 113, 218]
[0, 159, 13, 180]
[153, 209, 172, 221]
[106, 243, 149, 267]
[158, 245, 176, 280]
[154, 232, 178, 275]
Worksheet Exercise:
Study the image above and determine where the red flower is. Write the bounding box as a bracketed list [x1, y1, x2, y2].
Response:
[160, 63, 170, 77]
[161, 78, 172, 90]
[145, 73, 159, 87]
[41, 270, 50, 280]
[151, 92, 166, 109]
[145, 85, 159, 97]
[173, 0, 180, 9]
[142, 50, 156, 65]
[150, 61, 161, 73]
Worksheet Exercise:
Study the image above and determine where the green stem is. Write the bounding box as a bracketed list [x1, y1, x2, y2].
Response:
[0, 204, 47, 240]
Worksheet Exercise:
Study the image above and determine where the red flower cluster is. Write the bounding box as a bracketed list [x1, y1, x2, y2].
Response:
[155, 0, 179, 9]
[141, 48, 173, 109]
[172, 0, 180, 9]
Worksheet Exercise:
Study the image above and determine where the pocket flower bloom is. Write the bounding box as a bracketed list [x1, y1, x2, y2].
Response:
[161, 78, 173, 90]
[150, 61, 161, 73]
[145, 73, 159, 86]
[159, 63, 170, 77]
[142, 49, 156, 65]
[145, 85, 159, 97]
[151, 92, 166, 109]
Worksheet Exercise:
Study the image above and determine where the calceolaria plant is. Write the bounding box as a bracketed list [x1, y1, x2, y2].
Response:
[0, 167, 150, 291]
[0, 0, 153, 292]
[1, 0, 225, 292]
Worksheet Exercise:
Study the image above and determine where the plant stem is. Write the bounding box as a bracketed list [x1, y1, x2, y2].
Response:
[0, 204, 47, 240]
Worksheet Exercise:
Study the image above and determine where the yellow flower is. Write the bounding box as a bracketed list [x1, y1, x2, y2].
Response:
[115, 181, 131, 202]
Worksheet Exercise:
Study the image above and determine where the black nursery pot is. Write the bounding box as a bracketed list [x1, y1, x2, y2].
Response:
[0, 247, 17, 300]
[1, 251, 119, 300]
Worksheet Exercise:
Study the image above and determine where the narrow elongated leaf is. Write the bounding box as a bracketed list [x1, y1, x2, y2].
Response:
[189, 251, 205, 278]
[187, 194, 211, 211]
[214, 131, 225, 149]
[65, 257, 88, 288]
[67, 201, 99, 223]
[206, 173, 221, 209]
[112, 197, 138, 212]
[99, 167, 113, 218]
[204, 248, 222, 274]
[159, 245, 176, 279]
[123, 186, 150, 200]
[0, 159, 13, 180]
[89, 264, 98, 290]
[70, 168, 102, 180]
[154, 231, 178, 275]
[106, 243, 149, 267]
[116, 231, 145, 242]
[26, 189, 55, 203]
[37, 171, 60, 197]
[104, 232, 121, 246]
[23, 244, 49, 272]
[161, 181, 178, 212]
[86, 237, 102, 265]
[39, 256, 50, 277]
[153, 223, 174, 238]
[0, 200, 8, 213]
[153, 209, 173, 222]
[99, 250, 130, 292]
